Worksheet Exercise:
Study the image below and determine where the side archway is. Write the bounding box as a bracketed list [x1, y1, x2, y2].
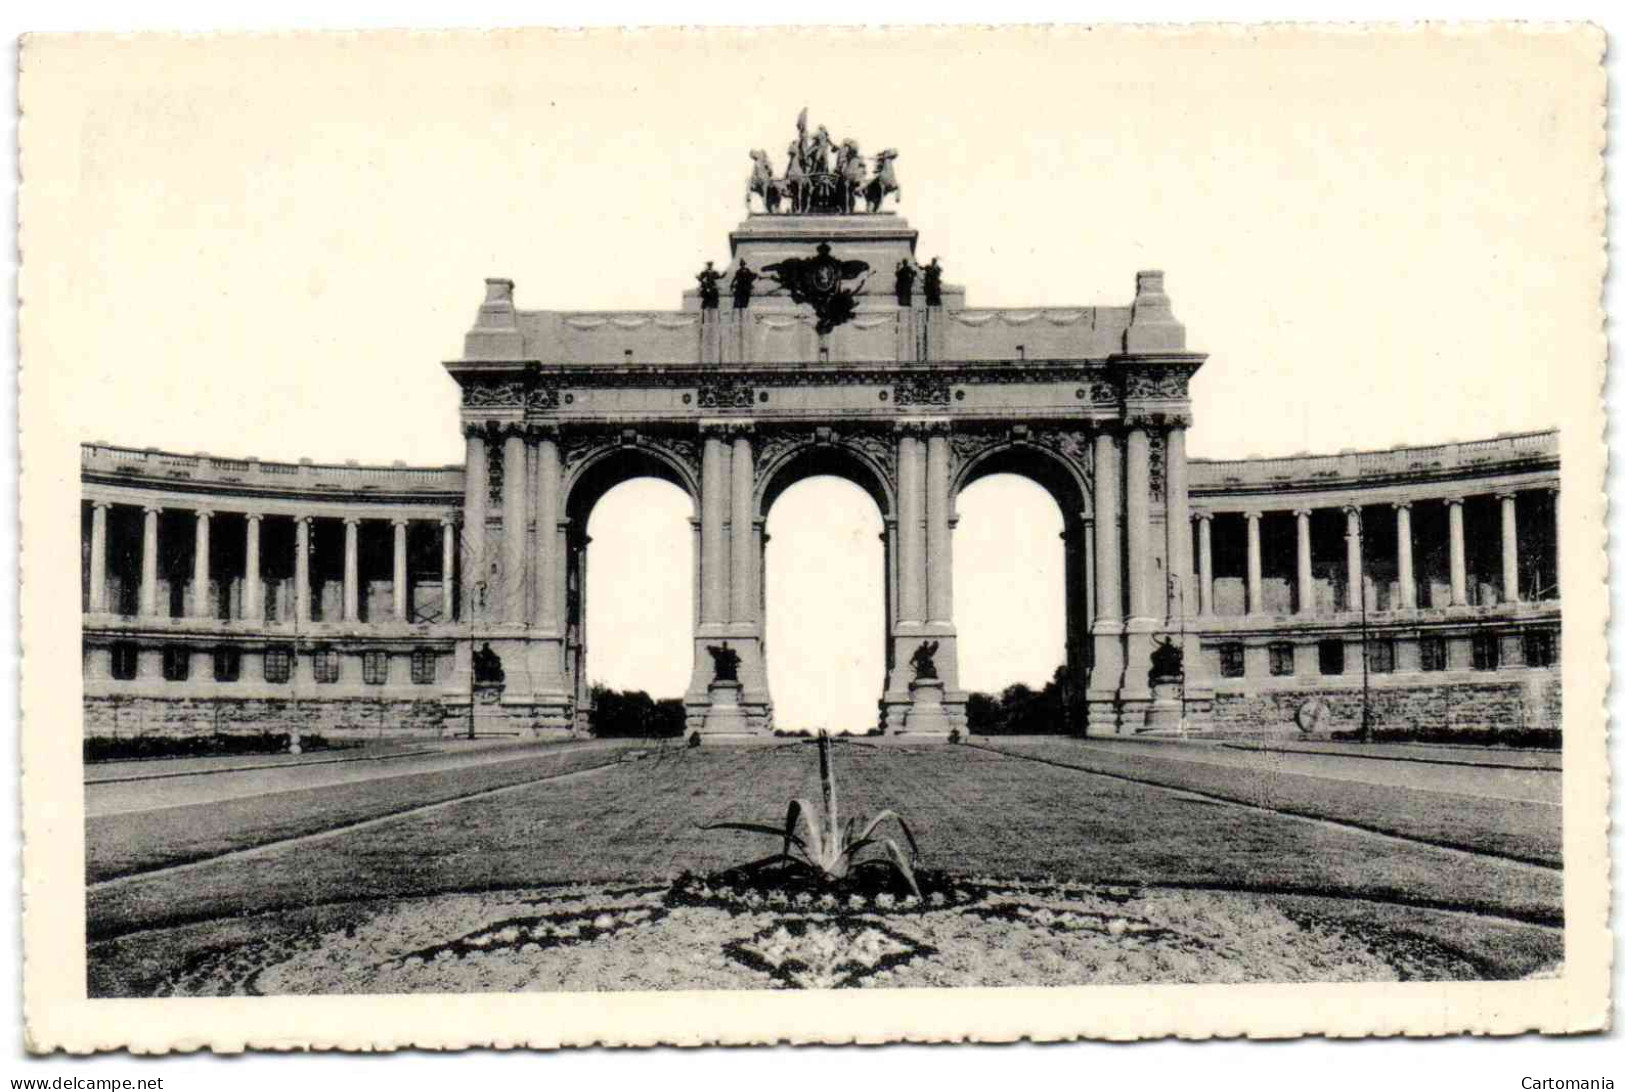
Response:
[560, 441, 701, 734]
[952, 436, 1094, 735]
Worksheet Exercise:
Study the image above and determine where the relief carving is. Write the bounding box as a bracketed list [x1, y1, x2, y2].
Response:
[697, 376, 757, 410]
[895, 375, 951, 407]
[464, 381, 526, 408]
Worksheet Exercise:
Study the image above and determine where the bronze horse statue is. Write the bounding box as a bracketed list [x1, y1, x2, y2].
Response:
[783, 140, 807, 212]
[747, 149, 784, 213]
[835, 139, 867, 213]
[863, 149, 900, 213]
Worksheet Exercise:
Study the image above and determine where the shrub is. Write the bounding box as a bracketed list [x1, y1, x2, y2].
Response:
[84, 732, 337, 763]
[589, 684, 686, 738]
[705, 730, 921, 897]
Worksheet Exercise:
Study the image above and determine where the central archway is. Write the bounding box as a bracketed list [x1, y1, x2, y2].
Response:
[756, 440, 896, 733]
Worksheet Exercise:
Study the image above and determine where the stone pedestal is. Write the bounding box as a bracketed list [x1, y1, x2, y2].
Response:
[700, 679, 751, 737]
[1142, 677, 1185, 734]
[901, 678, 952, 736]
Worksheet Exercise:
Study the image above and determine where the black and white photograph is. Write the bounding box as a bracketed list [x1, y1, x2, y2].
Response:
[15, 21, 1610, 1051]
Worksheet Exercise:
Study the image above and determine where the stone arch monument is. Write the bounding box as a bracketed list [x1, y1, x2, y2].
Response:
[443, 114, 1208, 737]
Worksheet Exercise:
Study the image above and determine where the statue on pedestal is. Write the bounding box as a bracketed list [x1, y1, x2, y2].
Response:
[922, 257, 943, 306]
[894, 259, 917, 306]
[1149, 637, 1184, 685]
[473, 642, 506, 685]
[696, 261, 723, 309]
[910, 640, 940, 681]
[731, 261, 757, 309]
[707, 642, 742, 684]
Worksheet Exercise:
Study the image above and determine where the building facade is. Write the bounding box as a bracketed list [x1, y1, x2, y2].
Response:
[79, 129, 1561, 741]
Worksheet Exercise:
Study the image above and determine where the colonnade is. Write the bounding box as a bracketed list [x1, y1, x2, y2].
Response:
[1085, 415, 1193, 729]
[83, 500, 457, 623]
[1191, 489, 1553, 618]
[460, 424, 567, 631]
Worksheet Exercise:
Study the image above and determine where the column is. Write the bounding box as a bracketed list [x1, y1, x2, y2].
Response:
[896, 427, 925, 624]
[1244, 510, 1263, 616]
[1082, 515, 1097, 625]
[294, 516, 312, 623]
[244, 513, 263, 622]
[700, 427, 729, 625]
[88, 502, 109, 613]
[503, 429, 528, 625]
[535, 430, 561, 631]
[1294, 508, 1314, 615]
[1195, 513, 1213, 617]
[189, 510, 212, 618]
[730, 429, 755, 623]
[1499, 492, 1520, 603]
[140, 506, 160, 618]
[926, 427, 952, 623]
[1124, 425, 1151, 620]
[1163, 425, 1191, 619]
[392, 519, 409, 621]
[343, 517, 360, 622]
[1343, 505, 1363, 613]
[1092, 432, 1122, 624]
[1447, 497, 1468, 606]
[462, 427, 488, 621]
[1394, 502, 1415, 609]
[440, 518, 457, 622]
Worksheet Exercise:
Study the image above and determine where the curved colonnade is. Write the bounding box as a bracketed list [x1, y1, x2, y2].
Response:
[80, 427, 1558, 739]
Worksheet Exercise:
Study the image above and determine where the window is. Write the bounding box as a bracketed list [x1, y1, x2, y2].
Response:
[1524, 630, 1558, 669]
[1472, 634, 1501, 672]
[362, 650, 388, 685]
[1367, 639, 1395, 674]
[110, 642, 138, 681]
[1318, 639, 1345, 676]
[264, 645, 293, 684]
[313, 647, 341, 684]
[1268, 643, 1295, 677]
[1218, 644, 1246, 678]
[161, 646, 190, 682]
[1419, 637, 1448, 672]
[411, 647, 437, 685]
[213, 647, 241, 682]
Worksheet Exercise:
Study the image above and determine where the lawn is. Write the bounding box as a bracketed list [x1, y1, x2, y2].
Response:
[88, 739, 634, 882]
[89, 741, 1562, 945]
[974, 739, 1562, 866]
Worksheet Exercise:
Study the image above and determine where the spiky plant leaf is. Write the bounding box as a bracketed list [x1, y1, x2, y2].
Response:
[877, 836, 922, 898]
[703, 820, 808, 853]
[817, 730, 838, 847]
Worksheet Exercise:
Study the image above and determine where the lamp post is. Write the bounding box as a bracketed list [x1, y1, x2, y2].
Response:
[1356, 511, 1372, 743]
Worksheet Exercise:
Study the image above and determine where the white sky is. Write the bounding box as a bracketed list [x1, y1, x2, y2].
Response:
[27, 27, 1596, 723]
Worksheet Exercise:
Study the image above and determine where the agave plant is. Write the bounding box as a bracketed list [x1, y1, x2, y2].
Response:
[705, 730, 922, 898]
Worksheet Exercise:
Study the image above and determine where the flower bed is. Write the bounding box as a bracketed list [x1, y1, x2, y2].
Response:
[89, 875, 1552, 997]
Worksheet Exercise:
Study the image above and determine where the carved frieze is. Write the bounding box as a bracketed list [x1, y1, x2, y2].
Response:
[894, 375, 951, 407]
[697, 376, 758, 410]
[528, 381, 561, 411]
[463, 381, 526, 408]
[1123, 364, 1198, 401]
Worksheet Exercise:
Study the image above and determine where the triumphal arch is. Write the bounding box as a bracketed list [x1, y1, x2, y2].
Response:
[445, 114, 1207, 737]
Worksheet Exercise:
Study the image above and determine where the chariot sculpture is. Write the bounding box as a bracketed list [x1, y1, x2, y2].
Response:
[746, 109, 901, 215]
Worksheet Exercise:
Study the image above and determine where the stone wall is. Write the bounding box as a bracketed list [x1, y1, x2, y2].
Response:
[83, 695, 452, 740]
[1210, 674, 1561, 737]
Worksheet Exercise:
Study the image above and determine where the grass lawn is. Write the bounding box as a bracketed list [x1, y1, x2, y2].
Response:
[974, 739, 1561, 866]
[88, 740, 634, 882]
[89, 742, 1562, 946]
